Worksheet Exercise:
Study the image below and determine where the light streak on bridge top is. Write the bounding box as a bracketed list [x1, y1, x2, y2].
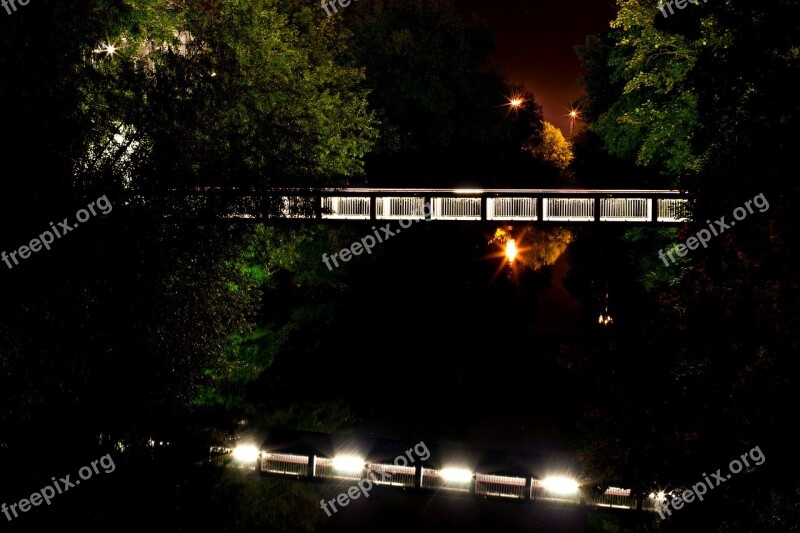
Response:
[267, 188, 690, 223]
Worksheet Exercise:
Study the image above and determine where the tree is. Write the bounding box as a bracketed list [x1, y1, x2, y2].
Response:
[571, 1, 800, 528]
[527, 121, 574, 176]
[75, 0, 377, 194]
[0, 0, 373, 445]
[585, 0, 702, 176]
[345, 0, 545, 187]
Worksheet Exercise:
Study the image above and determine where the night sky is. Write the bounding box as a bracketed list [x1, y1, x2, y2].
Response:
[456, 0, 619, 131]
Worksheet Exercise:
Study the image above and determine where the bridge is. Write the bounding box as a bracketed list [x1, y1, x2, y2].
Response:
[225, 429, 667, 514]
[265, 188, 689, 223]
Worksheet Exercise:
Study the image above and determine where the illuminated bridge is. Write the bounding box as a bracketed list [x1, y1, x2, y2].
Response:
[225, 430, 667, 514]
[264, 188, 690, 223]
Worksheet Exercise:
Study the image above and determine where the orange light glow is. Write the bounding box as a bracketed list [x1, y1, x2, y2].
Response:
[505, 239, 518, 262]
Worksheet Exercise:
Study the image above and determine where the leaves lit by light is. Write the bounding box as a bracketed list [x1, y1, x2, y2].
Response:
[94, 41, 119, 58]
[492, 228, 522, 266]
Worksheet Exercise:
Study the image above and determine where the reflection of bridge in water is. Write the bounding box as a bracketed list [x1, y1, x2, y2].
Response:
[266, 188, 690, 223]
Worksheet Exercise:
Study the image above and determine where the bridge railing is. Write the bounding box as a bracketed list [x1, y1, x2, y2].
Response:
[487, 198, 537, 221]
[600, 198, 652, 222]
[267, 189, 691, 223]
[543, 198, 595, 222]
[321, 197, 371, 220]
[657, 198, 690, 222]
[251, 445, 663, 513]
[377, 197, 427, 220]
[432, 197, 482, 220]
[590, 487, 637, 510]
[475, 474, 527, 499]
[313, 456, 364, 481]
[367, 463, 416, 487]
[260, 452, 309, 477]
[420, 467, 472, 493]
[530, 479, 583, 505]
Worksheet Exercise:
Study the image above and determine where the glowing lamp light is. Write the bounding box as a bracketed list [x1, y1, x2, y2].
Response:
[332, 455, 365, 473]
[598, 313, 613, 326]
[439, 468, 473, 483]
[232, 444, 260, 463]
[93, 42, 118, 58]
[542, 476, 580, 495]
[510, 98, 524, 108]
[505, 239, 518, 263]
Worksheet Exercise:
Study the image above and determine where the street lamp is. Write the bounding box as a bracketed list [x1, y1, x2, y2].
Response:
[569, 109, 579, 138]
[505, 95, 525, 111]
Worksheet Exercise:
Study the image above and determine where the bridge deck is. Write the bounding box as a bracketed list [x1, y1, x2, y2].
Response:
[267, 188, 690, 223]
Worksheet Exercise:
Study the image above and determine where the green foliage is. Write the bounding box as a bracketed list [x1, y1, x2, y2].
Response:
[77, 0, 377, 191]
[621, 227, 682, 292]
[573, 3, 800, 523]
[593, 0, 704, 175]
[527, 121, 574, 174]
[196, 223, 355, 408]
